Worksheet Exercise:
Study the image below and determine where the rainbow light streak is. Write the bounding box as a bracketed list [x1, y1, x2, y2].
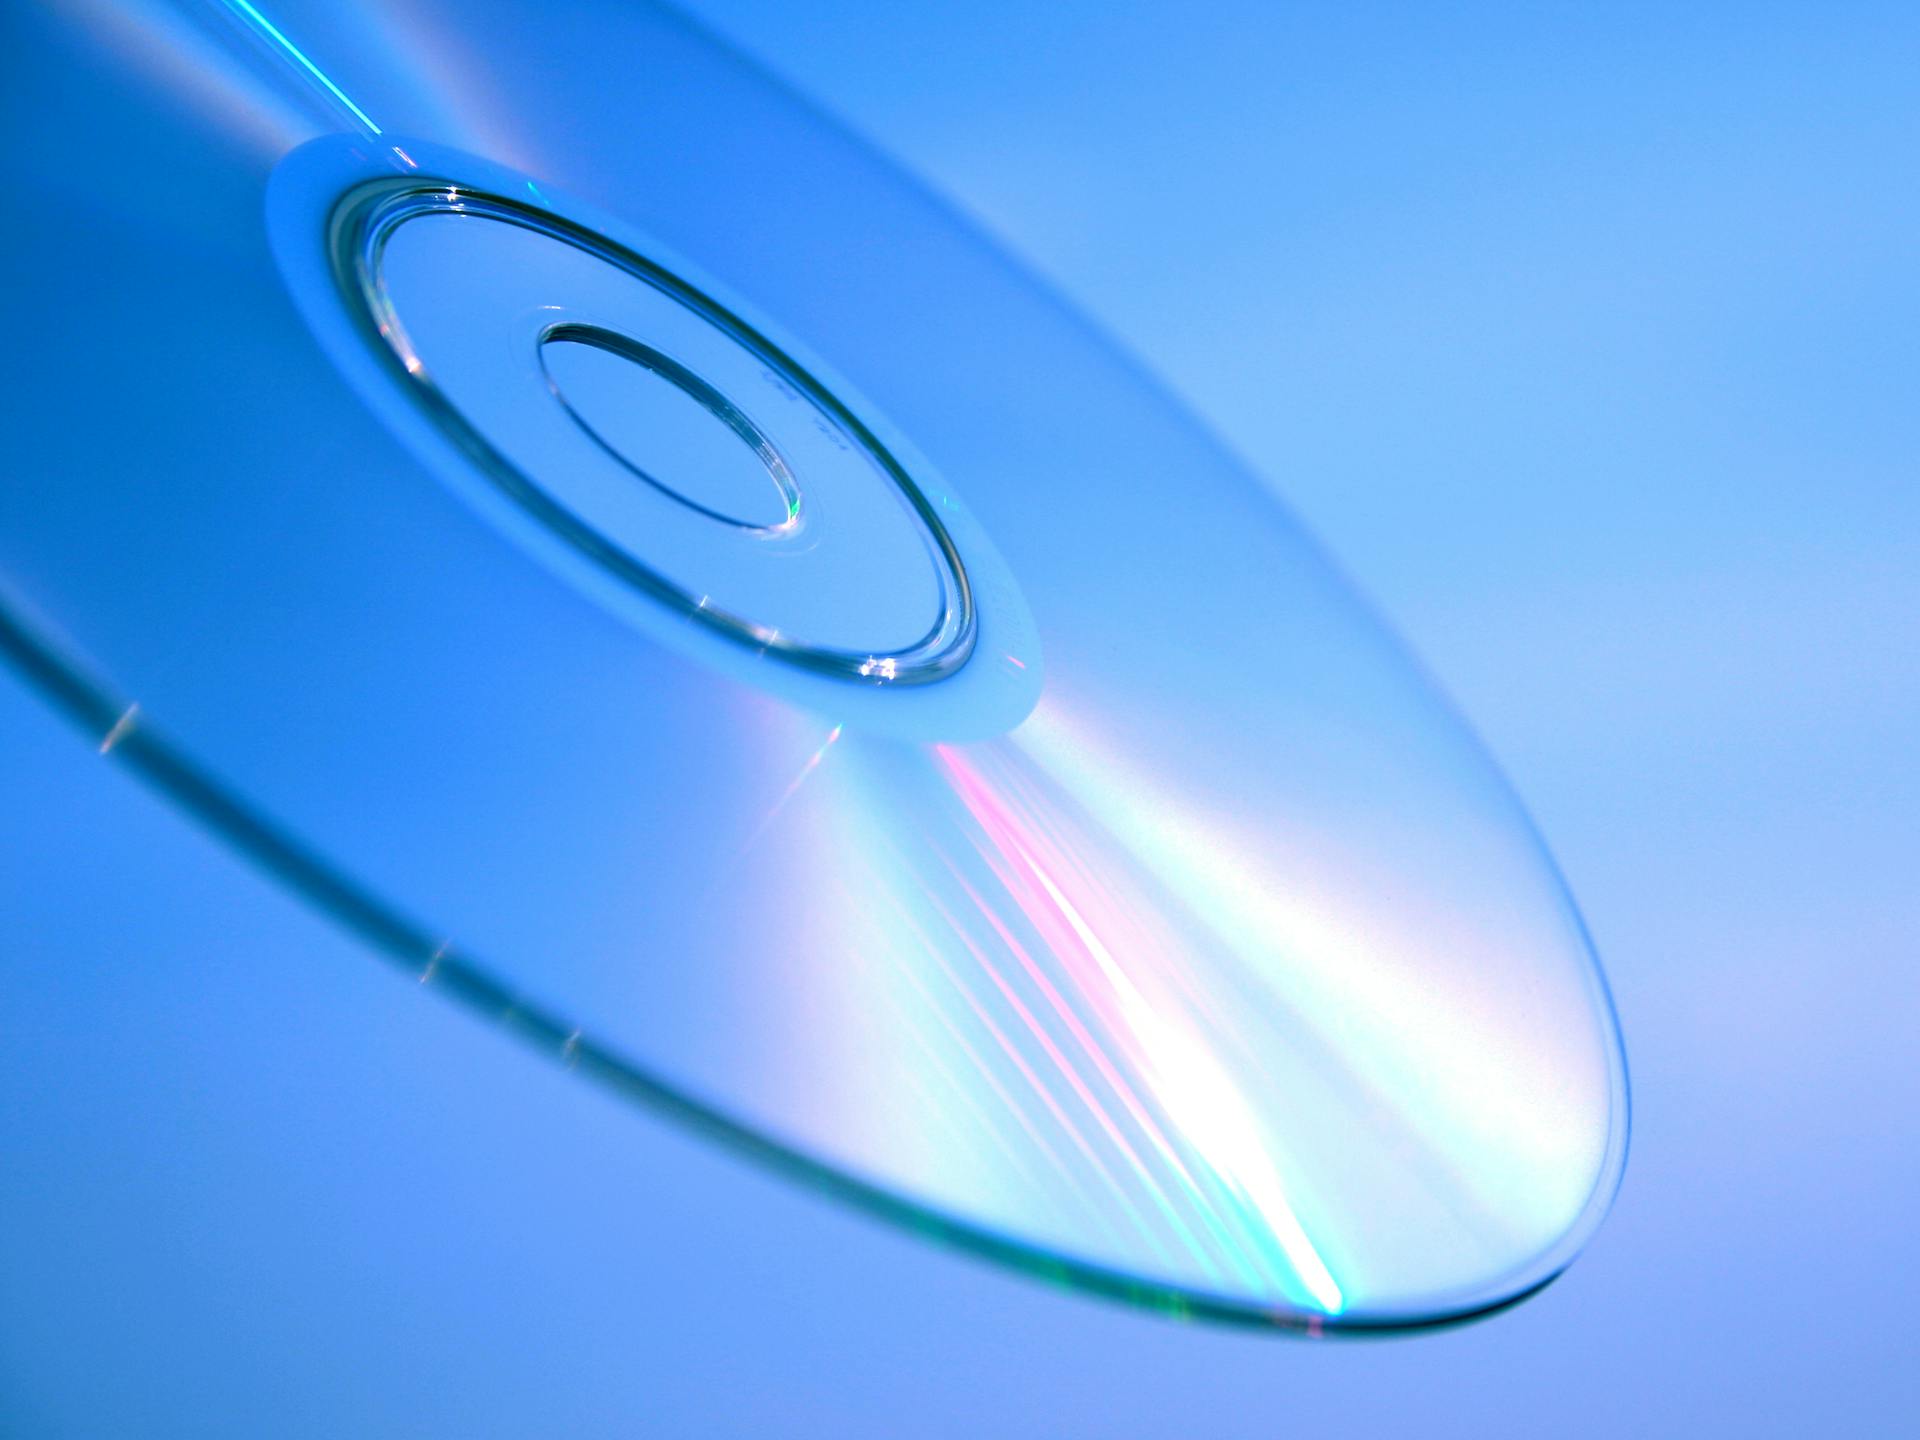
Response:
[939, 863, 1252, 1261]
[930, 802, 1293, 1290]
[918, 765, 1301, 1295]
[914, 881, 1228, 1285]
[834, 838, 1146, 1263]
[1014, 704, 1610, 1247]
[220, 0, 384, 135]
[872, 879, 1181, 1271]
[928, 848, 1310, 1296]
[934, 745, 1346, 1314]
[872, 920, 1089, 1211]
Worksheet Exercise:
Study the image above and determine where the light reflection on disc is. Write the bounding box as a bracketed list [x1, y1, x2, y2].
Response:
[0, 0, 1625, 1330]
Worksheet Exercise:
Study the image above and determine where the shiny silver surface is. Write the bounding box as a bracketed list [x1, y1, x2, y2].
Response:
[0, 0, 1626, 1328]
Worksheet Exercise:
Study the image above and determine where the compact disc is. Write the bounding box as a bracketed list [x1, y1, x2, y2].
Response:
[1, 0, 1626, 1329]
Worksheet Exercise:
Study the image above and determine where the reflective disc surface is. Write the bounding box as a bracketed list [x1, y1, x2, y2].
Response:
[1, 0, 1627, 1329]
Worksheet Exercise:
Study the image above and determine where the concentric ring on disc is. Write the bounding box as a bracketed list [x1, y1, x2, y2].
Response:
[0, 0, 1626, 1338]
[331, 177, 976, 684]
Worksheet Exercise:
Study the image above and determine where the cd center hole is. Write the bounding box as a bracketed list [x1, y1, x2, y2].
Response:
[539, 324, 798, 532]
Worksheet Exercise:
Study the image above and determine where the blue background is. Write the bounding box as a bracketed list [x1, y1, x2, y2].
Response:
[3, 2, 1916, 1432]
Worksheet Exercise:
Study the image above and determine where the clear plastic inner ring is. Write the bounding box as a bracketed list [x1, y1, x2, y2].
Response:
[330, 180, 977, 684]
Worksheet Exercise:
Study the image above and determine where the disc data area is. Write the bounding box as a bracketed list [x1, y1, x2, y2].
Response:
[1, 0, 1624, 1339]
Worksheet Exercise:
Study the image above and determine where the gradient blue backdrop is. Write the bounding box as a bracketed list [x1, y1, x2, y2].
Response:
[3, 2, 1915, 1433]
